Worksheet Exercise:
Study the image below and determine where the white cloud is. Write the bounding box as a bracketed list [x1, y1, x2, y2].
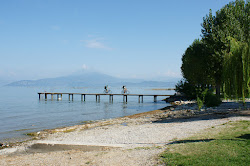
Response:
[82, 64, 88, 70]
[83, 38, 113, 50]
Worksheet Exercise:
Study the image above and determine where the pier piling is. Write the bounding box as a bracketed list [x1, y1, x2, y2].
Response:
[138, 95, 143, 103]
[123, 95, 128, 102]
[109, 95, 113, 102]
[154, 95, 157, 102]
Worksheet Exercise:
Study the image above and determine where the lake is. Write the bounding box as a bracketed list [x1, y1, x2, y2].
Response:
[0, 86, 175, 143]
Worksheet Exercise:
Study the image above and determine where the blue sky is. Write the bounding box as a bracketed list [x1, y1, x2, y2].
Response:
[0, 0, 233, 81]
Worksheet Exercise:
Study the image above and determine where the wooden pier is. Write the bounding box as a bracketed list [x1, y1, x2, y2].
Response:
[38, 92, 171, 103]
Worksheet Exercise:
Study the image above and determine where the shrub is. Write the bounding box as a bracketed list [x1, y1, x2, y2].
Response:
[204, 90, 222, 107]
[175, 80, 222, 108]
[175, 79, 196, 100]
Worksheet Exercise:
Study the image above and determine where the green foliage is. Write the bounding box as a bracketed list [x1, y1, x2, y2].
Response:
[175, 79, 196, 100]
[176, 80, 221, 108]
[222, 37, 250, 101]
[196, 96, 203, 111]
[181, 39, 215, 86]
[159, 121, 250, 166]
[204, 90, 222, 107]
[196, 88, 222, 109]
[179, 0, 249, 101]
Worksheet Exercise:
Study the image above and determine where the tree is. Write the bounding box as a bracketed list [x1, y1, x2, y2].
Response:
[200, 0, 249, 98]
[179, 0, 249, 104]
[222, 37, 250, 102]
[181, 39, 214, 87]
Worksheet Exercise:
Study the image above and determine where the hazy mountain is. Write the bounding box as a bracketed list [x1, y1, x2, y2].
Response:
[0, 79, 15, 87]
[6, 71, 178, 87]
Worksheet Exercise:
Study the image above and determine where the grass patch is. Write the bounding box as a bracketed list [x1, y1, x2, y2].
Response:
[14, 128, 32, 132]
[159, 120, 250, 166]
[26, 132, 39, 137]
[79, 120, 96, 124]
[62, 128, 76, 133]
[134, 147, 151, 150]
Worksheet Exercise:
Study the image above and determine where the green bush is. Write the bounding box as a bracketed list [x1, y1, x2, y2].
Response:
[175, 79, 196, 100]
[175, 80, 222, 108]
[197, 96, 204, 111]
[204, 90, 222, 107]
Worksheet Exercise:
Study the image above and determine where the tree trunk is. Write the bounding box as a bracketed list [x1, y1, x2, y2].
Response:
[216, 84, 220, 97]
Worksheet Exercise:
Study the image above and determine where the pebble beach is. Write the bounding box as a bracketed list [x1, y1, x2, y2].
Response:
[0, 101, 249, 166]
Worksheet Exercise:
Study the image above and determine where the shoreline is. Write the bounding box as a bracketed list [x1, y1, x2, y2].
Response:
[1, 101, 249, 151]
[27, 100, 250, 141]
[0, 101, 249, 165]
[0, 100, 171, 146]
[0, 104, 172, 147]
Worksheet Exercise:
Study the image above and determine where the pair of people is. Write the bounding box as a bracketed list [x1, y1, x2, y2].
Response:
[104, 85, 128, 94]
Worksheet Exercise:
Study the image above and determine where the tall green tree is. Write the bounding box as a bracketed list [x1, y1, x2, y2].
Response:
[222, 37, 250, 101]
[181, 39, 214, 87]
[200, 0, 249, 99]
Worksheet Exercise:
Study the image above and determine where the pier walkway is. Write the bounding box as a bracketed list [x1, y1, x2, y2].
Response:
[38, 92, 171, 103]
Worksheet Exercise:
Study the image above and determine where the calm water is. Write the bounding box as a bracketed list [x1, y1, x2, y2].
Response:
[0, 86, 174, 143]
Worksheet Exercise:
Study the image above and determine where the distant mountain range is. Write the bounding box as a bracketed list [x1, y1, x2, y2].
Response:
[5, 71, 179, 88]
[0, 79, 13, 86]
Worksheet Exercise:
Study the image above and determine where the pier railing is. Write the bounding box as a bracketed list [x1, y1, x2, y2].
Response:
[38, 92, 171, 103]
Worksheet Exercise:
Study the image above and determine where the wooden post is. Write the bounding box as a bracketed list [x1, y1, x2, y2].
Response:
[39, 93, 41, 100]
[96, 95, 100, 102]
[139, 95, 143, 103]
[51, 94, 53, 100]
[57, 94, 62, 100]
[154, 95, 157, 102]
[123, 95, 128, 102]
[45, 93, 47, 100]
[81, 94, 86, 101]
[109, 95, 113, 102]
[124, 95, 127, 102]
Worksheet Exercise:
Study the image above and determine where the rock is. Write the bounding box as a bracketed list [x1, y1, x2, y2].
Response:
[164, 93, 187, 103]
[0, 143, 9, 147]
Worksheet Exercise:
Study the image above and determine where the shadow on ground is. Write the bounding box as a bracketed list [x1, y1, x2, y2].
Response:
[166, 139, 215, 145]
[237, 134, 250, 140]
[153, 103, 250, 124]
[165, 137, 249, 145]
[22, 143, 116, 154]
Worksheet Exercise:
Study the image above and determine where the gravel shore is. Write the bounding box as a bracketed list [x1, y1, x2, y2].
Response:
[0, 101, 249, 166]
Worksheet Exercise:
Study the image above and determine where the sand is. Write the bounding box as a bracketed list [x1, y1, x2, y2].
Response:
[0, 101, 249, 166]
